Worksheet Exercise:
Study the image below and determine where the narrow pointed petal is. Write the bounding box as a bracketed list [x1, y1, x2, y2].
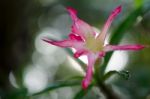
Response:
[67, 7, 95, 39]
[82, 65, 92, 90]
[104, 44, 145, 52]
[66, 7, 78, 22]
[97, 5, 122, 42]
[82, 53, 97, 89]
[42, 38, 73, 48]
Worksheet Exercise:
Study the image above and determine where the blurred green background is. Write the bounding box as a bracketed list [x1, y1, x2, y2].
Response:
[0, 0, 150, 99]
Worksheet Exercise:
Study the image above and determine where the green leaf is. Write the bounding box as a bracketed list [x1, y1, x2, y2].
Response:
[31, 80, 81, 96]
[100, 6, 144, 75]
[103, 70, 130, 82]
[64, 76, 84, 81]
[73, 85, 93, 99]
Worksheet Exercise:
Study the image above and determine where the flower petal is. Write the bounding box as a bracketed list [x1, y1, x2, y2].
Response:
[82, 53, 97, 89]
[97, 5, 122, 42]
[66, 7, 78, 22]
[42, 38, 73, 48]
[67, 7, 95, 39]
[43, 37, 85, 51]
[104, 44, 145, 52]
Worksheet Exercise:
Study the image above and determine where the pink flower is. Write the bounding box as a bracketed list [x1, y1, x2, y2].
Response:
[43, 6, 145, 89]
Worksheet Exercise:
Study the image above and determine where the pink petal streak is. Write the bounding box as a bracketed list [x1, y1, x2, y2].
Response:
[42, 38, 73, 48]
[104, 44, 145, 52]
[97, 5, 122, 42]
[67, 7, 78, 21]
[82, 54, 97, 89]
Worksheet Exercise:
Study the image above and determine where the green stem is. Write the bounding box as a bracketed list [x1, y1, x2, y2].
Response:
[94, 61, 120, 99]
[97, 82, 120, 99]
[94, 75, 120, 99]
